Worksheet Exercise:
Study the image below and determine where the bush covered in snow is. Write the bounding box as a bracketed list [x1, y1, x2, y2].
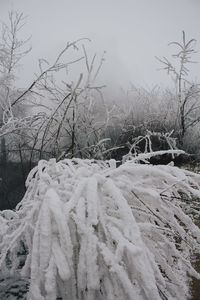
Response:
[0, 154, 200, 299]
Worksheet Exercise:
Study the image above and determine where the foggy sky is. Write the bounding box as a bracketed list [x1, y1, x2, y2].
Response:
[1, 0, 200, 91]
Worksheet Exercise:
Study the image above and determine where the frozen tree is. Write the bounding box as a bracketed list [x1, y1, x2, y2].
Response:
[0, 11, 119, 174]
[0, 153, 199, 299]
[0, 11, 32, 131]
[0, 12, 112, 160]
[23, 41, 120, 166]
[31, 44, 108, 162]
[156, 31, 200, 144]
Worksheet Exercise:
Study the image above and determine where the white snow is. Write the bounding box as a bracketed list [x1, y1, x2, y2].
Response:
[0, 157, 200, 299]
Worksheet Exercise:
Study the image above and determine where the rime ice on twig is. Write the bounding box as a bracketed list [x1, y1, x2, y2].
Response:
[0, 157, 200, 299]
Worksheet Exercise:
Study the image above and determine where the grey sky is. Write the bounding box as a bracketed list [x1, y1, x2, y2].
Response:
[1, 0, 200, 90]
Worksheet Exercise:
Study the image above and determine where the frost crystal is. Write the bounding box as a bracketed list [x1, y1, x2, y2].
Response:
[0, 157, 200, 299]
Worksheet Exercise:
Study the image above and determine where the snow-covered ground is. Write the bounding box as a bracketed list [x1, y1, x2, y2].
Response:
[0, 156, 200, 299]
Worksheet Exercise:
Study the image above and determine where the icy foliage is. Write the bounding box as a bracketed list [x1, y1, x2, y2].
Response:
[127, 130, 177, 155]
[0, 157, 200, 299]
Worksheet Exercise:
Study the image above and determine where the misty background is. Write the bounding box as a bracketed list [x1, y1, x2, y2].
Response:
[1, 0, 200, 91]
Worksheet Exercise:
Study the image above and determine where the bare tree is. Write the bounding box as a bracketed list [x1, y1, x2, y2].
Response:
[0, 11, 114, 165]
[156, 31, 200, 144]
[23, 42, 108, 164]
[0, 11, 31, 125]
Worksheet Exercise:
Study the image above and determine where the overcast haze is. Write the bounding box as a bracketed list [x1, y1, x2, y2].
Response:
[1, 0, 200, 90]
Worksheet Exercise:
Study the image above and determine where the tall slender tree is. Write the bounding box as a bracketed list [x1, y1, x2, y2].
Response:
[156, 31, 200, 144]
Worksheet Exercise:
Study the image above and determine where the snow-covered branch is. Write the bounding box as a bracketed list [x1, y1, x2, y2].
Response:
[0, 158, 199, 299]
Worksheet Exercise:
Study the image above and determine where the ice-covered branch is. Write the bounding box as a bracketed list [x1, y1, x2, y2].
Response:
[0, 157, 200, 299]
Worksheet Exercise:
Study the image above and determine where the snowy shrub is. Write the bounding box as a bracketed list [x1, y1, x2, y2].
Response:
[0, 155, 200, 299]
[112, 130, 180, 164]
